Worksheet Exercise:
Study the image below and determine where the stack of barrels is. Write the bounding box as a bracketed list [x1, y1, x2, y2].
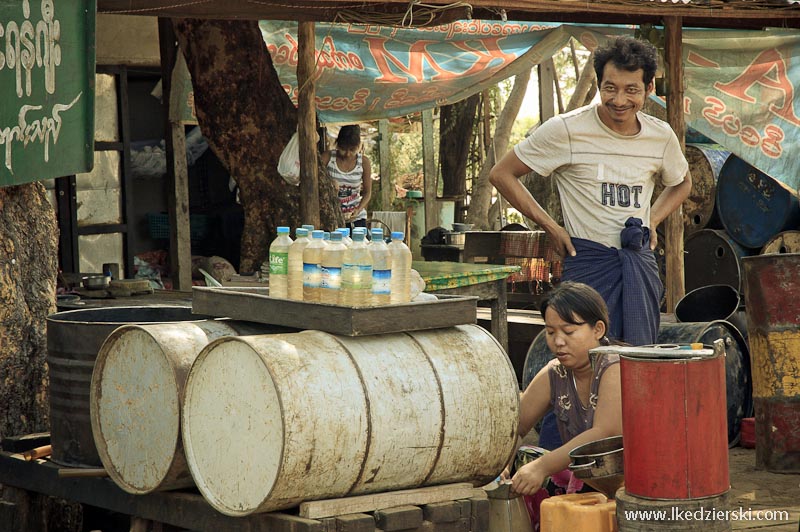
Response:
[86, 320, 519, 516]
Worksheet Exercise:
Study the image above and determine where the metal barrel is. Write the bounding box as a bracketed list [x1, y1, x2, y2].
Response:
[616, 489, 731, 531]
[761, 230, 800, 255]
[682, 144, 730, 236]
[90, 320, 282, 494]
[716, 155, 800, 249]
[46, 306, 206, 467]
[684, 229, 756, 294]
[620, 343, 729, 500]
[674, 284, 747, 339]
[742, 253, 800, 472]
[181, 324, 519, 516]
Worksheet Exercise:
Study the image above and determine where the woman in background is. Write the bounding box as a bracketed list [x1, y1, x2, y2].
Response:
[321, 125, 372, 230]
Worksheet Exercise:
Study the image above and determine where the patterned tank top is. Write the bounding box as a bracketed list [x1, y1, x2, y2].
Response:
[327, 151, 366, 222]
[547, 353, 620, 444]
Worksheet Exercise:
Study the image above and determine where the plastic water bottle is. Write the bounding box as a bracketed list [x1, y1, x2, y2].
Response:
[389, 231, 413, 304]
[268, 226, 293, 298]
[320, 231, 346, 304]
[303, 230, 326, 302]
[288, 228, 310, 300]
[337, 227, 353, 247]
[369, 228, 392, 306]
[340, 230, 373, 306]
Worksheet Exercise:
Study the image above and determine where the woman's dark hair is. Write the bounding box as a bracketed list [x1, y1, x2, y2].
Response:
[336, 125, 362, 150]
[540, 281, 610, 339]
[593, 36, 658, 86]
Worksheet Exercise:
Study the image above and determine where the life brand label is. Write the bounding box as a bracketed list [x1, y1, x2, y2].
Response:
[270, 252, 289, 275]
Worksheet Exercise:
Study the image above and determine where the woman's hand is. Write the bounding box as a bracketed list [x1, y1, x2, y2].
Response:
[511, 459, 547, 495]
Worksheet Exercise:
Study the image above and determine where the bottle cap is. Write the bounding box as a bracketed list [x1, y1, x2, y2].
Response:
[302, 224, 315, 231]
[352, 230, 366, 241]
[371, 228, 384, 236]
[311, 230, 325, 239]
[330, 231, 343, 242]
[323, 232, 331, 240]
[277, 226, 290, 234]
[295, 228, 309, 237]
[391, 231, 404, 240]
[337, 227, 351, 237]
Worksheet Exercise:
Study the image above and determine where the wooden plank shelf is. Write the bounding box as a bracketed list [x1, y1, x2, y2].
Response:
[192, 286, 478, 336]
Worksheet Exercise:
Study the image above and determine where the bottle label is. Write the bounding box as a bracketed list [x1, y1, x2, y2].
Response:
[303, 262, 321, 287]
[321, 266, 342, 290]
[372, 269, 391, 294]
[270, 252, 289, 275]
[342, 264, 372, 290]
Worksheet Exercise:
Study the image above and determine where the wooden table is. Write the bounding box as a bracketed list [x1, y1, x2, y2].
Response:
[414, 261, 519, 352]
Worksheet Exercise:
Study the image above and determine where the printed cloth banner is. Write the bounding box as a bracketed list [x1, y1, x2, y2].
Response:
[261, 21, 800, 193]
[680, 28, 800, 192]
[260, 21, 632, 124]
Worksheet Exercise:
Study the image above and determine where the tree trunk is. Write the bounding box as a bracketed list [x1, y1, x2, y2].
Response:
[0, 183, 56, 442]
[439, 94, 480, 199]
[466, 68, 532, 230]
[173, 19, 342, 272]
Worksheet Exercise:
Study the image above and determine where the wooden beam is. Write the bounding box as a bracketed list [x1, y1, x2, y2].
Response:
[422, 109, 438, 232]
[158, 19, 192, 291]
[297, 21, 320, 228]
[98, 0, 800, 28]
[298, 483, 481, 519]
[378, 119, 392, 210]
[664, 16, 686, 312]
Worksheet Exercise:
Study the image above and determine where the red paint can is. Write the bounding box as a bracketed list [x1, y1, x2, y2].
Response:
[607, 342, 730, 499]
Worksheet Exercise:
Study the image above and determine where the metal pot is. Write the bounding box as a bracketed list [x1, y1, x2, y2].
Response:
[443, 232, 465, 246]
[568, 435, 623, 477]
[82, 275, 110, 290]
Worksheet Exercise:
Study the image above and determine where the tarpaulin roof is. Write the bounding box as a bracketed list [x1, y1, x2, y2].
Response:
[261, 20, 800, 192]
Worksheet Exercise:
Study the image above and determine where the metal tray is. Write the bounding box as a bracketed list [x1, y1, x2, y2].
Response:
[191, 287, 478, 336]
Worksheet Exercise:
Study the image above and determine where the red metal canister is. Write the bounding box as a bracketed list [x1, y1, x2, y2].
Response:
[606, 342, 730, 499]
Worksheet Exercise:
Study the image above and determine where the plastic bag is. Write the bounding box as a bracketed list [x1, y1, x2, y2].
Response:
[277, 131, 301, 186]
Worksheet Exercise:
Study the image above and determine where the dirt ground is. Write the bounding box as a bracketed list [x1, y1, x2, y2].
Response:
[728, 447, 800, 531]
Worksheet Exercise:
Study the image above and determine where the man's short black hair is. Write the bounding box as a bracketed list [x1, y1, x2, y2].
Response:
[594, 36, 658, 86]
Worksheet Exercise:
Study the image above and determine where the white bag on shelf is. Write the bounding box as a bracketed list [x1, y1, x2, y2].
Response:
[277, 131, 301, 186]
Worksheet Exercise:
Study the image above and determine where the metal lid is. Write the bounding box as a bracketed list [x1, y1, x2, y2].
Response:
[590, 339, 724, 360]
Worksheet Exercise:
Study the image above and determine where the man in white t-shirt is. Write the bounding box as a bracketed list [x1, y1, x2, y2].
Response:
[489, 36, 692, 346]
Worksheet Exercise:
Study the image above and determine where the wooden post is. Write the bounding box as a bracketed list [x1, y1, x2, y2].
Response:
[422, 109, 438, 231]
[378, 119, 392, 210]
[297, 21, 320, 228]
[158, 19, 192, 291]
[538, 60, 556, 123]
[664, 16, 686, 311]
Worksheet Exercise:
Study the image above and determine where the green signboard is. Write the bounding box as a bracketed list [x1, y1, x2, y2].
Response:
[0, 0, 95, 186]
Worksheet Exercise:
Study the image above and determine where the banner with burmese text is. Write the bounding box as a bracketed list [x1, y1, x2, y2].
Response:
[260, 21, 800, 192]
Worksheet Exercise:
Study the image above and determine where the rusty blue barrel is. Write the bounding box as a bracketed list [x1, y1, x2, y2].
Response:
[716, 155, 800, 249]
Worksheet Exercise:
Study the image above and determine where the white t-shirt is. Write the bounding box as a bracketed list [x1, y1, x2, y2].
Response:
[514, 103, 689, 249]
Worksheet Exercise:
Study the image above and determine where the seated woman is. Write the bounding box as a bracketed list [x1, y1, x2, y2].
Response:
[511, 281, 621, 497]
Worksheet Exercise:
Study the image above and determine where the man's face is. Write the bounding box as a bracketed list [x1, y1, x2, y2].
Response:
[596, 62, 653, 134]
